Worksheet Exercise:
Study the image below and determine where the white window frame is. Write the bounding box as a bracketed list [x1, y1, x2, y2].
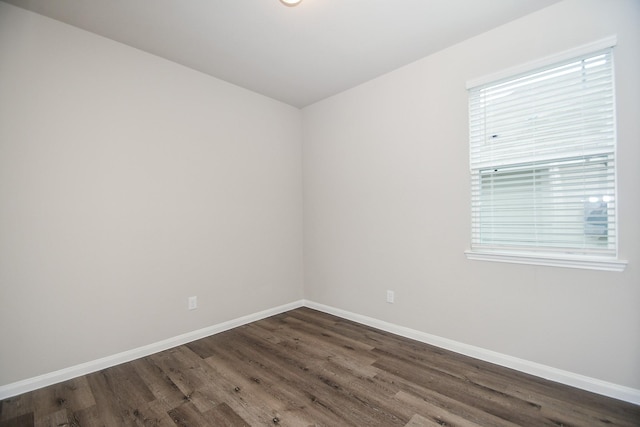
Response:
[465, 36, 627, 272]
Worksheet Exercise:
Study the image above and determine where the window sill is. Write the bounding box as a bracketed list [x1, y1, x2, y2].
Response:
[464, 250, 627, 272]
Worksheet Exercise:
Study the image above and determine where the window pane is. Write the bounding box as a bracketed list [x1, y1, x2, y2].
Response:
[469, 47, 617, 258]
[475, 157, 615, 254]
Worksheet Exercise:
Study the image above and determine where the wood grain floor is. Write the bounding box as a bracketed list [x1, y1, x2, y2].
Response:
[1, 307, 638, 426]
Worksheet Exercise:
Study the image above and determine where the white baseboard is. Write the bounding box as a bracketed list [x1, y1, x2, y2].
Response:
[0, 300, 305, 400]
[2, 299, 639, 406]
[303, 300, 640, 405]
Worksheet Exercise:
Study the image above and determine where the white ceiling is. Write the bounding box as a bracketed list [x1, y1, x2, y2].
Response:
[2, 0, 561, 108]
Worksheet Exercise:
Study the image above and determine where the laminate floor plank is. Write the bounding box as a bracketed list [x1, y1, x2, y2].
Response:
[373, 366, 522, 427]
[372, 351, 559, 426]
[93, 363, 168, 427]
[2, 307, 639, 426]
[395, 390, 502, 427]
[404, 413, 452, 427]
[167, 401, 215, 427]
[19, 376, 93, 424]
[0, 413, 35, 427]
[194, 337, 307, 425]
[204, 329, 371, 426]
[148, 348, 222, 415]
[129, 357, 187, 409]
[204, 334, 326, 424]
[198, 357, 279, 426]
[243, 321, 380, 380]
[33, 408, 70, 427]
[267, 314, 377, 353]
[206, 402, 250, 427]
[83, 370, 139, 427]
[229, 326, 407, 426]
[0, 392, 34, 422]
[460, 367, 633, 427]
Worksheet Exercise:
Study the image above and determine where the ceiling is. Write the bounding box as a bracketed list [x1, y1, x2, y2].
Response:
[2, 0, 562, 108]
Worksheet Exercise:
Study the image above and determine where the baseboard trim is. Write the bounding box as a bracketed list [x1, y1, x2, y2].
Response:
[2, 299, 639, 405]
[0, 300, 305, 400]
[303, 300, 640, 405]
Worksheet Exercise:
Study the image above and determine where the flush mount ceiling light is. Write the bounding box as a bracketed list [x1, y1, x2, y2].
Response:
[280, 0, 302, 6]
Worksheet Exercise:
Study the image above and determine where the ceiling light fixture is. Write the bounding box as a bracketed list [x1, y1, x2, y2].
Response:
[280, 0, 302, 6]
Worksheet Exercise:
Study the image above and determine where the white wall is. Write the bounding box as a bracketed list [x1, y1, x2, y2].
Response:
[303, 0, 640, 390]
[0, 3, 303, 386]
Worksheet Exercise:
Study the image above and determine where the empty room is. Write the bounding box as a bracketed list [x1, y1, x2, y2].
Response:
[0, 0, 639, 425]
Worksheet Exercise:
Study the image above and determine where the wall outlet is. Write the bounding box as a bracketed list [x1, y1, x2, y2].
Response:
[386, 290, 395, 303]
[188, 296, 197, 310]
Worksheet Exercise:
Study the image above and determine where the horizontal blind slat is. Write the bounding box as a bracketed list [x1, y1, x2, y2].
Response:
[468, 47, 617, 257]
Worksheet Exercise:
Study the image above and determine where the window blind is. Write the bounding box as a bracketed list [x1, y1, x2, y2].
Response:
[469, 48, 616, 257]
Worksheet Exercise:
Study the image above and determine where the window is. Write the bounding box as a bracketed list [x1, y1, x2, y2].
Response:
[466, 39, 626, 271]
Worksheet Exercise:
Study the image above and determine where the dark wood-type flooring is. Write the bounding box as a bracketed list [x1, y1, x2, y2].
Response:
[1, 307, 639, 426]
